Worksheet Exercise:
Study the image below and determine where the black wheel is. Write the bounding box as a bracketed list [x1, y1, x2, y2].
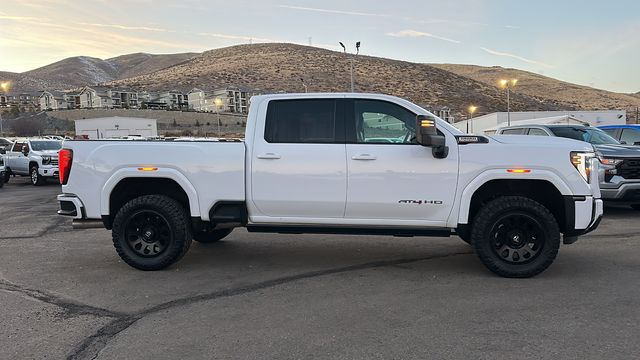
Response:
[30, 166, 44, 186]
[630, 204, 640, 211]
[471, 196, 560, 278]
[112, 195, 192, 270]
[4, 169, 11, 183]
[193, 228, 233, 243]
[0, 172, 4, 188]
[456, 226, 471, 245]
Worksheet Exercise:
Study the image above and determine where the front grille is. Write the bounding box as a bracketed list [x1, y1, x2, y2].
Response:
[50, 158, 58, 166]
[618, 159, 640, 179]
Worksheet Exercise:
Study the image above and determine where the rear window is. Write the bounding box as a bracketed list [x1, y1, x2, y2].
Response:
[500, 128, 526, 135]
[265, 99, 338, 143]
[549, 127, 619, 145]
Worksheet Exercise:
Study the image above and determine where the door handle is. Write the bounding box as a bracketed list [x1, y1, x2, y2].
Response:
[257, 153, 281, 159]
[351, 154, 377, 160]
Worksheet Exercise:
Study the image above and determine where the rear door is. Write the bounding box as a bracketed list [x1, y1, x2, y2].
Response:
[344, 99, 459, 224]
[250, 98, 347, 219]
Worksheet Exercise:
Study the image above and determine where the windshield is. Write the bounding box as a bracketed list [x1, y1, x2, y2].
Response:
[30, 141, 62, 151]
[549, 127, 620, 145]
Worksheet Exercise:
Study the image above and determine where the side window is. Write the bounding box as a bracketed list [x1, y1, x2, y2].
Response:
[527, 128, 549, 136]
[12, 142, 23, 152]
[601, 128, 618, 139]
[620, 129, 640, 145]
[500, 128, 526, 135]
[265, 99, 338, 143]
[353, 100, 416, 144]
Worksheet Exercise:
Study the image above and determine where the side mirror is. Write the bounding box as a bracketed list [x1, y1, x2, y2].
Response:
[21, 145, 29, 156]
[416, 115, 448, 159]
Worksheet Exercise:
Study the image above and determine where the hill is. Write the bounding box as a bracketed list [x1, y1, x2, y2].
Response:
[107, 43, 568, 116]
[3, 52, 198, 92]
[431, 64, 640, 111]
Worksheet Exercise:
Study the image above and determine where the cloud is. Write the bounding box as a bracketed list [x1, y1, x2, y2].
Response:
[0, 14, 41, 21]
[480, 47, 553, 68]
[76, 22, 168, 32]
[278, 5, 389, 17]
[387, 30, 461, 44]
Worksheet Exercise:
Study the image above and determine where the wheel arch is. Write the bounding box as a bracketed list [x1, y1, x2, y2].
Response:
[101, 168, 200, 228]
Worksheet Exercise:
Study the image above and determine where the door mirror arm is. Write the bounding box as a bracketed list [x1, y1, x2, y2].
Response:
[415, 115, 449, 159]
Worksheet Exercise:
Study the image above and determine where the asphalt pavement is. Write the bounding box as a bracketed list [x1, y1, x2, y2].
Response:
[1, 177, 639, 359]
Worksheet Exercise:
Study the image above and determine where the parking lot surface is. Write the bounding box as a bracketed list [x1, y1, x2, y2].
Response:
[1, 178, 639, 359]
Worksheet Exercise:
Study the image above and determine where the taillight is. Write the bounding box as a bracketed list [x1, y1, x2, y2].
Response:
[59, 149, 73, 185]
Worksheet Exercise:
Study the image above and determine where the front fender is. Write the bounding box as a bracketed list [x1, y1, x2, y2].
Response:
[454, 168, 573, 225]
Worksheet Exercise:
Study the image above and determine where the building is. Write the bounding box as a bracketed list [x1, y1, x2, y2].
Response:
[74, 116, 157, 139]
[454, 110, 627, 134]
[78, 86, 112, 109]
[188, 87, 251, 114]
[39, 91, 68, 110]
[109, 88, 138, 109]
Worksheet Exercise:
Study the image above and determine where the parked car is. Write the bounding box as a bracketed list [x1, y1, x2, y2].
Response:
[0, 137, 13, 153]
[0, 153, 5, 188]
[58, 93, 602, 278]
[599, 125, 640, 146]
[496, 124, 640, 209]
[4, 138, 62, 185]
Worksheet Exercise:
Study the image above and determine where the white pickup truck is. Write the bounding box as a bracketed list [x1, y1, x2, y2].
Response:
[4, 138, 62, 185]
[57, 93, 603, 277]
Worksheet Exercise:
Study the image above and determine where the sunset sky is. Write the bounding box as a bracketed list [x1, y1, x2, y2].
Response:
[1, 0, 639, 93]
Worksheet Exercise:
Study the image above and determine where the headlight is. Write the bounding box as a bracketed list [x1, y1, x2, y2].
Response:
[571, 151, 596, 183]
[42, 155, 51, 165]
[596, 153, 622, 175]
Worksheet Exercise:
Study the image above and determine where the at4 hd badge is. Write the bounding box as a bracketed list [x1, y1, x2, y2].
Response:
[398, 200, 444, 205]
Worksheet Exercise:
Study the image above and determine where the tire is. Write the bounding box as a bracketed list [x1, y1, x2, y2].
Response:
[0, 172, 4, 188]
[471, 196, 560, 278]
[4, 170, 10, 183]
[456, 226, 471, 245]
[630, 204, 640, 211]
[112, 195, 192, 271]
[30, 165, 44, 186]
[193, 228, 233, 243]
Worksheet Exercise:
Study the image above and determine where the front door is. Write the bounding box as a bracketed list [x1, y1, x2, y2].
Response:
[10, 141, 29, 174]
[251, 98, 347, 219]
[345, 99, 458, 225]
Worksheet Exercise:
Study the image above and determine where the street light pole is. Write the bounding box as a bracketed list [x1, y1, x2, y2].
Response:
[214, 97, 223, 137]
[500, 79, 518, 126]
[468, 105, 477, 133]
[0, 81, 9, 135]
[339, 41, 360, 92]
[506, 87, 511, 126]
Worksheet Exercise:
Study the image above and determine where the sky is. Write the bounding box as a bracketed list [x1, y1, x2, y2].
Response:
[1, 0, 639, 93]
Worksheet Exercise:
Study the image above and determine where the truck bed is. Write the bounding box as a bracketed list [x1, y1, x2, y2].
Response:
[62, 140, 246, 221]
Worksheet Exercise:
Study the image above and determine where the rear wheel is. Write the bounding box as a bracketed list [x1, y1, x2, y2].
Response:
[112, 195, 192, 270]
[30, 166, 44, 186]
[471, 196, 560, 278]
[193, 228, 233, 243]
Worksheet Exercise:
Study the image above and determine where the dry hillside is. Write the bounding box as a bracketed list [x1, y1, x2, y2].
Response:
[108, 43, 570, 116]
[431, 64, 640, 111]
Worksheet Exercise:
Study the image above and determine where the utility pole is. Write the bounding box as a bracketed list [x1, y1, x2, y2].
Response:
[500, 79, 518, 126]
[339, 41, 360, 92]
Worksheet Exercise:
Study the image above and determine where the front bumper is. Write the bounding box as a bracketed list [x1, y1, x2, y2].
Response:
[39, 165, 59, 178]
[563, 196, 603, 238]
[600, 181, 640, 203]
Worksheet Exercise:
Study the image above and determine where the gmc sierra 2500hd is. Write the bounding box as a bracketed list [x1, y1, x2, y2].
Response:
[57, 93, 603, 277]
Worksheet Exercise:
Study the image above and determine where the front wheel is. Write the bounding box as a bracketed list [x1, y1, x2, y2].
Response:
[30, 166, 44, 186]
[471, 196, 560, 278]
[2, 170, 9, 184]
[193, 228, 233, 243]
[112, 195, 192, 270]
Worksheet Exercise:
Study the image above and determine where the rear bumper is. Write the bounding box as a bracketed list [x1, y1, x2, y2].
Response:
[57, 194, 84, 219]
[563, 196, 603, 238]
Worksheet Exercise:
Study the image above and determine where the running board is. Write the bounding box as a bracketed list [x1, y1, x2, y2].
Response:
[246, 225, 452, 237]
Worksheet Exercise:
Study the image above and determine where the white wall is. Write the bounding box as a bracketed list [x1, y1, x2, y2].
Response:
[75, 117, 158, 139]
[455, 110, 627, 134]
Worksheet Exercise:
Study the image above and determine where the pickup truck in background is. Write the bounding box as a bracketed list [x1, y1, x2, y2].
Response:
[0, 153, 5, 188]
[58, 93, 603, 278]
[4, 138, 62, 185]
[497, 124, 640, 210]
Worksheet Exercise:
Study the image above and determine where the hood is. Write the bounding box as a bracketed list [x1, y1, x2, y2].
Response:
[33, 150, 61, 157]
[594, 144, 640, 158]
[487, 134, 594, 151]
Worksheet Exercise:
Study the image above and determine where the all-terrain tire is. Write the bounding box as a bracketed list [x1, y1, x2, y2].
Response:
[471, 196, 560, 278]
[193, 228, 233, 243]
[112, 195, 192, 271]
[30, 166, 44, 186]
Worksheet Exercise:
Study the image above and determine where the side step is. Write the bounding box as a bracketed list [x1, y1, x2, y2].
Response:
[72, 219, 105, 229]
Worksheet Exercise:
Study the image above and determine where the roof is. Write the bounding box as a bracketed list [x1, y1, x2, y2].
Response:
[486, 115, 590, 133]
[598, 124, 640, 129]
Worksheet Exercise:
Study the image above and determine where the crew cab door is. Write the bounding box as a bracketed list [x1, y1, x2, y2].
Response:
[250, 98, 347, 219]
[344, 99, 458, 225]
[9, 141, 29, 174]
